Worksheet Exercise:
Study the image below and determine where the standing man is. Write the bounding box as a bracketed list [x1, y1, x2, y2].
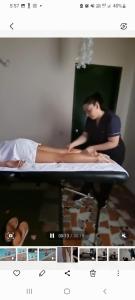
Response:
[68, 92, 125, 206]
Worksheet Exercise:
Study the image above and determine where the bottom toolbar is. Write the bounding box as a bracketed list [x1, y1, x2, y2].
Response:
[0, 267, 134, 299]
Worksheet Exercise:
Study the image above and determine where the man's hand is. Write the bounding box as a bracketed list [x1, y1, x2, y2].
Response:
[67, 144, 82, 153]
[69, 148, 82, 154]
[5, 160, 25, 168]
[83, 146, 97, 156]
[67, 143, 74, 152]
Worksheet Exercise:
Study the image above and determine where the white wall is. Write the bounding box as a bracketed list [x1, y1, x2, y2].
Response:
[0, 38, 78, 146]
[0, 38, 134, 149]
[124, 69, 135, 194]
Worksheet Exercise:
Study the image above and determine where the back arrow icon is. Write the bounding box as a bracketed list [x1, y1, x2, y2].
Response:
[10, 23, 14, 30]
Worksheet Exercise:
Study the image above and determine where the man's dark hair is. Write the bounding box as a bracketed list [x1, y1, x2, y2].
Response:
[83, 92, 104, 109]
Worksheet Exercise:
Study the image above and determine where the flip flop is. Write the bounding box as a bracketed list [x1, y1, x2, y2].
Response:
[13, 221, 29, 246]
[5, 217, 19, 242]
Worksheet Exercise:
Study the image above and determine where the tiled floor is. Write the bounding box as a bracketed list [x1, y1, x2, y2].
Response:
[62, 184, 135, 246]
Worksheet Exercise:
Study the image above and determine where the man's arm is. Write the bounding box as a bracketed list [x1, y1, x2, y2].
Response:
[68, 132, 88, 151]
[86, 136, 120, 153]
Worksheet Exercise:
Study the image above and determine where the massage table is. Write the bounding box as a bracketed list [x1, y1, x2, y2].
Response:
[0, 162, 129, 245]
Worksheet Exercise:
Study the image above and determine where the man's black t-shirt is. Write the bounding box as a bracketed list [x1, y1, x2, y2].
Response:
[84, 110, 125, 164]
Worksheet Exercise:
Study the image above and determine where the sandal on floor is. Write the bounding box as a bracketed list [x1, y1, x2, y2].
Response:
[5, 217, 19, 242]
[13, 221, 29, 246]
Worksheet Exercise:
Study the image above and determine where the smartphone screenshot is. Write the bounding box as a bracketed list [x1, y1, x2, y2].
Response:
[0, 1, 135, 299]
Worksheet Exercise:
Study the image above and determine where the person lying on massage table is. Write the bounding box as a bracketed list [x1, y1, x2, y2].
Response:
[0, 138, 112, 168]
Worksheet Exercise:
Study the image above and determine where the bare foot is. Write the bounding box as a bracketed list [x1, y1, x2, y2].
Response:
[5, 160, 25, 168]
[97, 154, 112, 163]
[5, 217, 18, 242]
[12, 221, 29, 246]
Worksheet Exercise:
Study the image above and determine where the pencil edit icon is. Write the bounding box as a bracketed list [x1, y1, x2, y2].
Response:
[39, 270, 46, 277]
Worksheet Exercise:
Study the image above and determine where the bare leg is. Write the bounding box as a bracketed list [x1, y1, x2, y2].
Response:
[38, 145, 81, 154]
[35, 149, 111, 163]
[38, 145, 67, 154]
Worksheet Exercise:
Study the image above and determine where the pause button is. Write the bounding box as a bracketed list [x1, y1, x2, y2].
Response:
[26, 288, 33, 295]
